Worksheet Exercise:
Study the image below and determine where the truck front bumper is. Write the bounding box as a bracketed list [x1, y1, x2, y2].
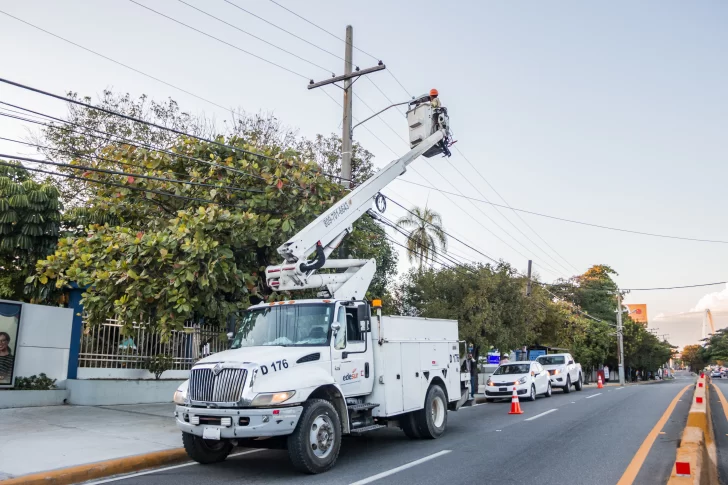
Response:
[549, 375, 566, 386]
[175, 405, 303, 439]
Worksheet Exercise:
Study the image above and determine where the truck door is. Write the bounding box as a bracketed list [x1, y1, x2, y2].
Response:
[331, 303, 374, 397]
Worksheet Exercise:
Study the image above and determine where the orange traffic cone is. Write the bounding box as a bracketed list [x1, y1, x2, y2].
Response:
[597, 375, 604, 389]
[508, 386, 523, 414]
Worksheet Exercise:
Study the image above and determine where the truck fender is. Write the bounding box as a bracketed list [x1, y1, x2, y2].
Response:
[298, 383, 351, 434]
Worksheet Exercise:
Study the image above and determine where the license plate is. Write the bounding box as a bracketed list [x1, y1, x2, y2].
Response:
[202, 427, 221, 440]
[499, 387, 507, 392]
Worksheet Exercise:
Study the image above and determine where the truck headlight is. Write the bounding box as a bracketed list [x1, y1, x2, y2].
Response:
[517, 377, 528, 384]
[251, 391, 296, 406]
[173, 380, 189, 405]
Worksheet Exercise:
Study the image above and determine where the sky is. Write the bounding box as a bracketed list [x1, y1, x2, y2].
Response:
[0, 1, 727, 346]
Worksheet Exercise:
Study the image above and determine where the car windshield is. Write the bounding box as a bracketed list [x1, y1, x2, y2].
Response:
[537, 355, 566, 365]
[230, 303, 335, 348]
[494, 364, 531, 375]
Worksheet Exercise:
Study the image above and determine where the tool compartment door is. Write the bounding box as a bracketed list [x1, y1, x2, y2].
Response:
[382, 342, 404, 415]
[401, 343, 424, 412]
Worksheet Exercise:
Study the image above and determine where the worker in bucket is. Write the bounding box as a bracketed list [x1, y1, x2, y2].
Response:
[429, 88, 452, 157]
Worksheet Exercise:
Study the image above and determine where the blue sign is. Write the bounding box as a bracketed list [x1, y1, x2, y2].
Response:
[528, 349, 546, 361]
[488, 354, 500, 365]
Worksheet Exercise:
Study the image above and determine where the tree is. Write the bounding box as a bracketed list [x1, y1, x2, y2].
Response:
[681, 344, 705, 372]
[551, 264, 619, 323]
[297, 133, 375, 187]
[395, 205, 447, 270]
[0, 163, 62, 301]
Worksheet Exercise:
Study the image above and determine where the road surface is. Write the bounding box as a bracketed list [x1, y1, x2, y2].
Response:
[84, 373, 695, 485]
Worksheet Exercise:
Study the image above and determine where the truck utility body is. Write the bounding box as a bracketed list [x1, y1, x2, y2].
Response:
[174, 96, 466, 474]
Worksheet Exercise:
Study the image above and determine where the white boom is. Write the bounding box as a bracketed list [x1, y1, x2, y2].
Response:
[266, 100, 451, 299]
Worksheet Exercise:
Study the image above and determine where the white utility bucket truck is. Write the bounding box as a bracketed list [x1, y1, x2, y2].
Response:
[173, 94, 468, 474]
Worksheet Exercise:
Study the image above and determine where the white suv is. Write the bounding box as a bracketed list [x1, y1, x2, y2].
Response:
[485, 361, 551, 402]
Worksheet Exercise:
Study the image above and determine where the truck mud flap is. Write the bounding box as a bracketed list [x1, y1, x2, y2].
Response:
[449, 385, 472, 411]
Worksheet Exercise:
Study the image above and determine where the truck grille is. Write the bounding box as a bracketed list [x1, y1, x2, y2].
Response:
[189, 367, 247, 403]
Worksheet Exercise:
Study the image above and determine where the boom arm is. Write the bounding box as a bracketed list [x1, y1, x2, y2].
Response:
[266, 128, 448, 299]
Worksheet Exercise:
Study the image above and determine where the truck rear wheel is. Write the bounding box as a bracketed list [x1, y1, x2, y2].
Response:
[181, 432, 233, 464]
[287, 399, 342, 474]
[414, 384, 448, 439]
[401, 411, 422, 439]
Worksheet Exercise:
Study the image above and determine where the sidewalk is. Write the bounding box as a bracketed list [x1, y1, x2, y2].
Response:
[0, 404, 180, 481]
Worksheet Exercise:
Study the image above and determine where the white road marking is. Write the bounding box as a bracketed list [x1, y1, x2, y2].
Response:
[82, 449, 264, 484]
[524, 409, 557, 421]
[615, 387, 624, 390]
[348, 450, 452, 485]
[586, 393, 602, 399]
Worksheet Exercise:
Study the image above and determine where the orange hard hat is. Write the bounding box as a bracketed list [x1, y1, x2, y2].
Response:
[430, 88, 438, 97]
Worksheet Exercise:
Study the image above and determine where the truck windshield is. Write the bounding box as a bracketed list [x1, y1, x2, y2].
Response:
[494, 364, 531, 375]
[230, 303, 335, 348]
[537, 356, 566, 365]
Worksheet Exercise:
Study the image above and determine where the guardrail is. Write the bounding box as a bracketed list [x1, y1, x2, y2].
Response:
[667, 373, 718, 484]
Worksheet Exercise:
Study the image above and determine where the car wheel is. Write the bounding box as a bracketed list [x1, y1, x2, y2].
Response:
[575, 373, 583, 391]
[544, 382, 552, 397]
[563, 375, 571, 393]
[528, 384, 536, 401]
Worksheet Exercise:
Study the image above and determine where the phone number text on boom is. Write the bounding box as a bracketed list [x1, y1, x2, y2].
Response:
[323, 202, 350, 227]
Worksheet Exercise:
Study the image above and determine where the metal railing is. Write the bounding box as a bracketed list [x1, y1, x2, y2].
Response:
[78, 317, 228, 370]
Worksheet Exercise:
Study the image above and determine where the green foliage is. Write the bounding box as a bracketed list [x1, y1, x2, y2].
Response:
[700, 329, 728, 366]
[0, 163, 62, 301]
[146, 354, 174, 380]
[681, 344, 705, 371]
[13, 373, 57, 390]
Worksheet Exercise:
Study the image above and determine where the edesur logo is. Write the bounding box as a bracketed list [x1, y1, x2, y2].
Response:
[342, 369, 360, 381]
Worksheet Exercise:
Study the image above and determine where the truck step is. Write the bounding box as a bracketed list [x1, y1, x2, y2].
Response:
[347, 403, 380, 412]
[349, 424, 386, 434]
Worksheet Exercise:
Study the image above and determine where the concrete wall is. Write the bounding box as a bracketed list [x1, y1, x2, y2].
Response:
[0, 389, 69, 409]
[77, 368, 190, 380]
[0, 300, 73, 388]
[66, 379, 185, 405]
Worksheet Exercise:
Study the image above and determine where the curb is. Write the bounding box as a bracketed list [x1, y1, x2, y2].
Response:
[1, 448, 188, 485]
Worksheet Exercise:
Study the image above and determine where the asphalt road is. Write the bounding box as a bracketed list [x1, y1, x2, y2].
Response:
[84, 374, 695, 485]
[709, 376, 728, 484]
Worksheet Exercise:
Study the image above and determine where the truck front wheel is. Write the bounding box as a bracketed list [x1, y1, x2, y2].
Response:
[181, 432, 233, 464]
[415, 385, 448, 439]
[287, 399, 342, 474]
[563, 375, 571, 393]
[575, 373, 583, 391]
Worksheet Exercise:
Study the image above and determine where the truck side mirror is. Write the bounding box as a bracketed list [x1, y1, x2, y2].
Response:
[226, 332, 234, 340]
[568, 360, 574, 365]
[331, 322, 341, 335]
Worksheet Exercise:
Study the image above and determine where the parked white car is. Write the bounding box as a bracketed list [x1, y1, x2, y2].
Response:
[485, 361, 551, 402]
[536, 353, 583, 393]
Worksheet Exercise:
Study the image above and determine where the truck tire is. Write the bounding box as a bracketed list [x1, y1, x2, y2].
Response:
[563, 375, 572, 393]
[544, 382, 552, 397]
[287, 399, 342, 474]
[527, 384, 536, 401]
[575, 373, 583, 391]
[181, 432, 233, 464]
[401, 411, 422, 439]
[414, 384, 448, 439]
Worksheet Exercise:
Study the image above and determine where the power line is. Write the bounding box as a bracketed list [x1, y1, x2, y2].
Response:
[221, 0, 346, 62]
[0, 159, 250, 210]
[394, 177, 728, 245]
[623, 282, 728, 291]
[265, 0, 412, 98]
[0, 9, 237, 116]
[175, 0, 335, 74]
[127, 0, 309, 80]
[454, 146, 580, 273]
[0, 148, 264, 195]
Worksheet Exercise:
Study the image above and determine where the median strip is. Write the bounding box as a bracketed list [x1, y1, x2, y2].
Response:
[348, 450, 452, 485]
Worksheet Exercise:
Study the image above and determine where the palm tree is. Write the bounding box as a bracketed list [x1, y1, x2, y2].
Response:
[395, 205, 447, 270]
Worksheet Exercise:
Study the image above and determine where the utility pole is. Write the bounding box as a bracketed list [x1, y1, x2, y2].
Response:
[526, 260, 532, 297]
[306, 27, 386, 188]
[616, 292, 625, 386]
[340, 25, 354, 188]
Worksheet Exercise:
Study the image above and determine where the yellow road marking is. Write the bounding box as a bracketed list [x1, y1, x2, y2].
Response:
[616, 384, 690, 485]
[712, 384, 728, 422]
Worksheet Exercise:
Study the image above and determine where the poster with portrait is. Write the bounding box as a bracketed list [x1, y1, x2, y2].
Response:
[0, 302, 22, 387]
